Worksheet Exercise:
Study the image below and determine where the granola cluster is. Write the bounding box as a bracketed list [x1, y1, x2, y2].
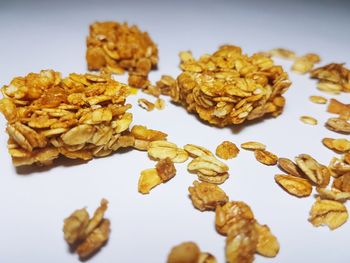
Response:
[86, 21, 158, 90]
[163, 45, 291, 127]
[0, 70, 135, 166]
[63, 199, 110, 260]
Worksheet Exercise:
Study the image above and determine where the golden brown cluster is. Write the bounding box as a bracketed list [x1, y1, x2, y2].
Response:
[86, 21, 158, 90]
[0, 70, 135, 166]
[165, 45, 291, 127]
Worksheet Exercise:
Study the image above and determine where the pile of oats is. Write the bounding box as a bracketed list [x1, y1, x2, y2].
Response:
[86, 21, 158, 92]
[0, 70, 137, 166]
[159, 45, 291, 127]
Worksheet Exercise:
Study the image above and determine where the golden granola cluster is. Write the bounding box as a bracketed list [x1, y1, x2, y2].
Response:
[0, 70, 135, 166]
[167, 45, 291, 127]
[86, 21, 158, 90]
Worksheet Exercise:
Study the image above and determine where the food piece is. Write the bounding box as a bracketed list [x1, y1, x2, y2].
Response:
[156, 157, 176, 182]
[327, 98, 350, 119]
[138, 98, 155, 111]
[316, 187, 350, 202]
[167, 242, 217, 263]
[63, 199, 110, 259]
[240, 141, 266, 151]
[155, 98, 166, 110]
[130, 125, 167, 151]
[188, 155, 229, 185]
[310, 63, 350, 93]
[184, 144, 214, 158]
[309, 95, 327, 104]
[332, 173, 350, 193]
[0, 70, 134, 166]
[322, 138, 350, 153]
[328, 157, 350, 177]
[86, 21, 158, 82]
[295, 154, 330, 187]
[268, 48, 296, 60]
[291, 53, 321, 74]
[156, 75, 177, 96]
[215, 201, 255, 236]
[255, 223, 280, 258]
[138, 168, 162, 194]
[274, 174, 312, 197]
[309, 199, 348, 230]
[326, 118, 350, 134]
[300, 115, 318, 125]
[148, 141, 189, 163]
[215, 141, 239, 160]
[169, 45, 291, 127]
[254, 149, 278, 166]
[225, 217, 258, 263]
[278, 157, 303, 177]
[188, 180, 228, 211]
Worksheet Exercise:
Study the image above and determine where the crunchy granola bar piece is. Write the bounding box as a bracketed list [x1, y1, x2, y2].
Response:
[215, 141, 239, 160]
[188, 180, 228, 211]
[86, 21, 158, 77]
[63, 199, 110, 260]
[169, 45, 291, 127]
[0, 70, 134, 166]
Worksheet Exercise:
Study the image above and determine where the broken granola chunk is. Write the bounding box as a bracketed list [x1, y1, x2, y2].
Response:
[138, 168, 162, 194]
[309, 199, 348, 230]
[170, 45, 291, 127]
[156, 157, 176, 182]
[63, 199, 110, 259]
[215, 141, 239, 160]
[188, 180, 228, 211]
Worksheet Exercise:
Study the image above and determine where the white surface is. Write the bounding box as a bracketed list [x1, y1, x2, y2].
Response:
[0, 0, 350, 262]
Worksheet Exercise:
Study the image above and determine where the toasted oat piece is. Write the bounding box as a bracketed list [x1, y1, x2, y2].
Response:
[63, 199, 110, 260]
[268, 48, 296, 60]
[188, 180, 228, 211]
[167, 242, 217, 263]
[326, 118, 350, 134]
[278, 157, 303, 177]
[168, 45, 291, 127]
[138, 168, 162, 194]
[240, 141, 266, 151]
[254, 149, 278, 166]
[316, 187, 350, 202]
[138, 98, 155, 111]
[309, 95, 327, 104]
[0, 70, 135, 166]
[274, 174, 312, 197]
[215, 141, 239, 160]
[130, 125, 167, 151]
[322, 138, 350, 153]
[300, 115, 318, 125]
[327, 98, 350, 119]
[291, 53, 321, 74]
[255, 222, 280, 258]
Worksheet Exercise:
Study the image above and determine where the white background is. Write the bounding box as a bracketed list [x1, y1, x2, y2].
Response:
[0, 0, 350, 262]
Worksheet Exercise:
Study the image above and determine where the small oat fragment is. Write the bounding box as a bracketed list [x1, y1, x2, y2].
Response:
[316, 187, 350, 202]
[188, 180, 229, 211]
[215, 141, 239, 160]
[309, 95, 327, 104]
[292, 57, 314, 74]
[240, 141, 266, 151]
[274, 174, 312, 197]
[184, 144, 214, 158]
[156, 157, 176, 182]
[326, 118, 350, 133]
[309, 199, 348, 230]
[63, 199, 110, 259]
[327, 98, 350, 118]
[138, 98, 155, 111]
[254, 149, 278, 166]
[138, 168, 162, 194]
[295, 154, 330, 187]
[155, 98, 165, 110]
[255, 223, 280, 258]
[300, 115, 318, 125]
[268, 48, 296, 60]
[332, 173, 350, 193]
[148, 140, 189, 163]
[278, 158, 302, 177]
[167, 242, 200, 263]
